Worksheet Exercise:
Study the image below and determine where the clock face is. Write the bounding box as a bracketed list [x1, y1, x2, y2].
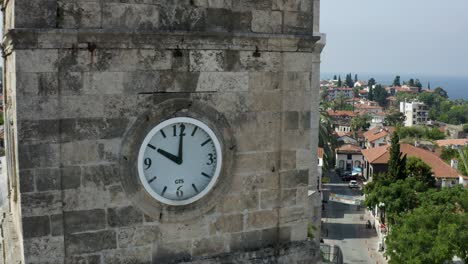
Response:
[137, 117, 222, 206]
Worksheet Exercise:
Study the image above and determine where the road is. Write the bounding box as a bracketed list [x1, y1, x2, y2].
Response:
[321, 172, 386, 264]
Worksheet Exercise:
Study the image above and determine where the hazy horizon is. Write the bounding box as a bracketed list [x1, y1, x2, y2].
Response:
[321, 0, 468, 78]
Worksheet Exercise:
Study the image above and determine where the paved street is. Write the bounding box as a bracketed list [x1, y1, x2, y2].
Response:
[321, 172, 387, 264]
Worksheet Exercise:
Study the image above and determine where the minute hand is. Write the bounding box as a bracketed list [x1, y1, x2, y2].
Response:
[177, 124, 185, 164]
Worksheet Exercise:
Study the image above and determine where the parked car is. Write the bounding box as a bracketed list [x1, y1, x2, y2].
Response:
[348, 180, 359, 189]
[342, 174, 357, 181]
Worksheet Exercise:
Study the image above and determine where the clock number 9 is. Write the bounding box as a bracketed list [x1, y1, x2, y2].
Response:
[176, 185, 184, 198]
[144, 158, 152, 170]
[207, 154, 214, 165]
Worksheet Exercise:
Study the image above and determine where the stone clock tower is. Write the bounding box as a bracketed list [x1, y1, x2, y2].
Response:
[1, 0, 325, 263]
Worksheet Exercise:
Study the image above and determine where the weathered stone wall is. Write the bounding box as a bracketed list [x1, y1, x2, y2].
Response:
[2, 0, 324, 263]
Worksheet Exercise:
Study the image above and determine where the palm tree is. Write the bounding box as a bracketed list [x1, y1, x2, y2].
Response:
[319, 108, 336, 172]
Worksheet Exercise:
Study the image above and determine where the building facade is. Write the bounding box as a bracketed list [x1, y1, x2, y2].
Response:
[1, 1, 324, 263]
[400, 101, 429, 127]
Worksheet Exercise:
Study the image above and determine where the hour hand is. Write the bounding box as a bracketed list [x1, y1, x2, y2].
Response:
[157, 148, 181, 164]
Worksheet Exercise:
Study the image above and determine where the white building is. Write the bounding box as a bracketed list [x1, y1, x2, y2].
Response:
[400, 100, 429, 127]
[336, 144, 363, 172]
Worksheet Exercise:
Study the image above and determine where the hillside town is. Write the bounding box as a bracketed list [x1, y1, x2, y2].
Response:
[319, 74, 468, 263]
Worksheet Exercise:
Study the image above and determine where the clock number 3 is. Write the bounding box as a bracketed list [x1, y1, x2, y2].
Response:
[176, 185, 184, 198]
[144, 158, 152, 169]
[207, 154, 214, 165]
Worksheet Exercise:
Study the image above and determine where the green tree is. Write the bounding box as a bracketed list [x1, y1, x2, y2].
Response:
[428, 82, 431, 89]
[354, 74, 358, 83]
[333, 75, 337, 80]
[415, 79, 422, 89]
[386, 186, 468, 264]
[405, 157, 435, 189]
[353, 86, 360, 98]
[319, 109, 337, 172]
[337, 75, 342, 87]
[408, 78, 415, 87]
[368, 86, 374, 101]
[345, 73, 354, 88]
[368, 78, 376, 88]
[388, 132, 407, 181]
[384, 110, 405, 126]
[350, 115, 370, 132]
[393, 75, 401, 86]
[434, 87, 448, 98]
[373, 84, 389, 107]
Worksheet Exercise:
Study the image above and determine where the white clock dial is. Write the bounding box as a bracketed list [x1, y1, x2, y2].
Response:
[137, 117, 222, 206]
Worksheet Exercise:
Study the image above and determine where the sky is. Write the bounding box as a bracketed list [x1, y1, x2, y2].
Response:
[321, 0, 468, 78]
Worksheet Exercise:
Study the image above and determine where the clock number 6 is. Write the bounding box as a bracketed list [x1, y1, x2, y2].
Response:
[207, 154, 214, 165]
[144, 158, 152, 170]
[176, 186, 184, 198]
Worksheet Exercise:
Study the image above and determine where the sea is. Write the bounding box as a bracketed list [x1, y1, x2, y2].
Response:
[321, 73, 468, 100]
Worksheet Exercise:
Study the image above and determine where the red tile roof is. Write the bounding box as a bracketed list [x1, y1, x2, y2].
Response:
[326, 110, 357, 117]
[436, 139, 468, 147]
[362, 144, 461, 179]
[363, 127, 393, 143]
[337, 144, 362, 154]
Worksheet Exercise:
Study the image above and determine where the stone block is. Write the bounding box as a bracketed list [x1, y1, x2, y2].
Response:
[239, 51, 282, 72]
[16, 72, 59, 96]
[137, 49, 173, 71]
[64, 209, 106, 233]
[192, 236, 225, 256]
[37, 31, 77, 49]
[283, 72, 311, 91]
[153, 240, 192, 264]
[66, 230, 117, 254]
[283, 11, 313, 34]
[159, 5, 206, 31]
[107, 206, 143, 227]
[229, 228, 280, 252]
[82, 164, 120, 188]
[83, 72, 125, 95]
[35, 168, 61, 192]
[50, 214, 64, 236]
[61, 1, 102, 29]
[283, 53, 314, 72]
[301, 111, 311, 129]
[210, 214, 243, 234]
[296, 149, 312, 169]
[122, 71, 160, 94]
[21, 191, 62, 217]
[16, 49, 58, 73]
[281, 150, 297, 170]
[247, 210, 277, 229]
[249, 72, 282, 91]
[103, 247, 152, 264]
[280, 170, 309, 188]
[19, 170, 35, 193]
[61, 166, 81, 190]
[22, 216, 50, 238]
[205, 8, 252, 32]
[196, 72, 249, 92]
[102, 3, 159, 31]
[285, 111, 299, 130]
[15, 0, 57, 28]
[272, 0, 304, 11]
[60, 118, 128, 142]
[24, 237, 65, 264]
[190, 50, 225, 72]
[251, 11, 283, 33]
[160, 219, 209, 241]
[117, 226, 160, 248]
[232, 0, 272, 11]
[63, 187, 110, 211]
